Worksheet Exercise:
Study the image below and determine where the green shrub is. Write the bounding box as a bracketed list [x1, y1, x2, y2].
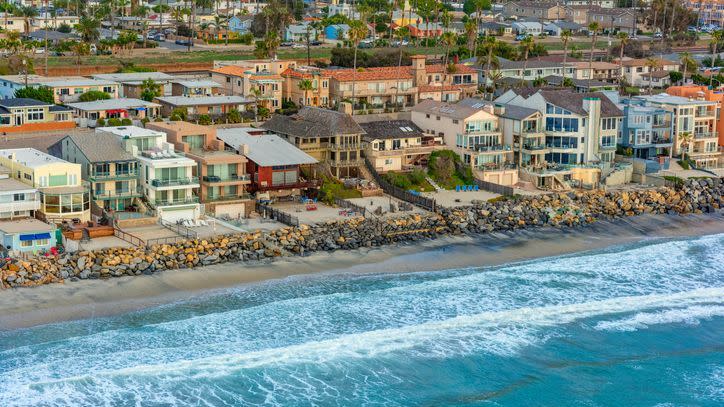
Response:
[120, 118, 132, 126]
[78, 90, 111, 102]
[197, 114, 212, 125]
[96, 118, 106, 126]
[141, 117, 150, 127]
[107, 118, 122, 126]
[677, 160, 690, 170]
[226, 109, 242, 124]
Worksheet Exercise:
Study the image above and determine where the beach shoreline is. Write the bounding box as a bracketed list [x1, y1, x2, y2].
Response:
[0, 213, 722, 331]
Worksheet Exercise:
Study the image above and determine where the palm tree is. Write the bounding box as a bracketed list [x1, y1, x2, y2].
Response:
[679, 51, 696, 85]
[1, 1, 16, 33]
[709, 30, 723, 87]
[394, 26, 411, 109]
[133, 5, 151, 48]
[519, 35, 534, 87]
[263, 31, 280, 59]
[440, 31, 457, 101]
[71, 41, 91, 75]
[677, 131, 693, 159]
[587, 22, 600, 90]
[298, 78, 313, 106]
[561, 29, 572, 87]
[644, 57, 661, 94]
[16, 5, 38, 36]
[616, 32, 629, 91]
[75, 16, 101, 43]
[348, 20, 368, 115]
[464, 20, 477, 55]
[480, 36, 497, 99]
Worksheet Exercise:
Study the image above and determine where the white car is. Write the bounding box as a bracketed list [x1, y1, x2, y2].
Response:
[292, 43, 306, 49]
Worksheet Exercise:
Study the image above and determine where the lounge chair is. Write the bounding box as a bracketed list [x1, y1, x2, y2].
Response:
[455, 185, 461, 192]
[473, 185, 479, 191]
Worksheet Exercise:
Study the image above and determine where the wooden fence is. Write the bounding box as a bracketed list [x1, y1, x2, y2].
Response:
[334, 197, 366, 217]
[473, 179, 515, 196]
[364, 158, 437, 212]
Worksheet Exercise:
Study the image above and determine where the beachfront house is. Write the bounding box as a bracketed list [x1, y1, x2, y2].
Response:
[0, 218, 56, 255]
[147, 121, 253, 218]
[618, 99, 674, 161]
[0, 75, 120, 103]
[48, 132, 142, 212]
[0, 98, 75, 133]
[0, 148, 90, 223]
[99, 126, 201, 222]
[359, 120, 444, 173]
[217, 127, 319, 198]
[0, 165, 40, 220]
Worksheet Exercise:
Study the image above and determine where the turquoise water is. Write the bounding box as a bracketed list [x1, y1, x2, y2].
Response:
[1, 233, 723, 406]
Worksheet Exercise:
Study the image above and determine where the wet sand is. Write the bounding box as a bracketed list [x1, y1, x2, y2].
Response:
[0, 213, 722, 331]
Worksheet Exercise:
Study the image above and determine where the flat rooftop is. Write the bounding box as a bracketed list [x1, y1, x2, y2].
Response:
[66, 98, 160, 111]
[0, 177, 36, 191]
[0, 75, 118, 87]
[96, 126, 165, 139]
[0, 218, 53, 234]
[155, 96, 254, 106]
[0, 148, 68, 168]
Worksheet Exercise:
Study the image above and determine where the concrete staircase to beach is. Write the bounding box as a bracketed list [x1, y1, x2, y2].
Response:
[425, 176, 443, 192]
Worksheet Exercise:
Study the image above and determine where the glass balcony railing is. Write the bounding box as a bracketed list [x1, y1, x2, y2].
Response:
[202, 175, 251, 183]
[151, 196, 199, 206]
[150, 177, 199, 187]
[90, 170, 139, 180]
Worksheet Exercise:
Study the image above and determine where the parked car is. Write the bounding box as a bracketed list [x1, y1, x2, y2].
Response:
[654, 31, 663, 38]
[358, 39, 374, 48]
[310, 40, 322, 46]
[280, 41, 293, 47]
[175, 39, 193, 46]
[154, 34, 165, 42]
[292, 43, 306, 49]
[391, 39, 409, 47]
[515, 34, 529, 41]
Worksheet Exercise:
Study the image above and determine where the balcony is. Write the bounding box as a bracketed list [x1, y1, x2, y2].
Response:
[150, 177, 200, 187]
[464, 129, 501, 135]
[256, 180, 320, 191]
[693, 132, 718, 140]
[522, 143, 549, 152]
[89, 170, 139, 181]
[652, 121, 671, 128]
[202, 174, 251, 183]
[0, 200, 41, 212]
[546, 143, 579, 150]
[599, 143, 617, 150]
[472, 144, 512, 153]
[93, 189, 143, 200]
[370, 145, 443, 157]
[206, 194, 253, 202]
[330, 143, 363, 151]
[329, 159, 364, 167]
[151, 196, 199, 206]
[689, 148, 720, 157]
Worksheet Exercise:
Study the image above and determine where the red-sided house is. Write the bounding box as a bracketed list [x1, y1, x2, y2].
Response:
[216, 128, 319, 197]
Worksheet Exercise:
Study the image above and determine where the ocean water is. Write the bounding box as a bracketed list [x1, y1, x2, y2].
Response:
[0, 233, 723, 406]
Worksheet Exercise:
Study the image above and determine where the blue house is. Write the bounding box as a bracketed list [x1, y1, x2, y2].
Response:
[0, 219, 56, 255]
[619, 99, 674, 160]
[228, 15, 253, 33]
[324, 24, 349, 40]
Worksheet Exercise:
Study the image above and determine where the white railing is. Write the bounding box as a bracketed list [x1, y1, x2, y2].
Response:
[0, 201, 41, 213]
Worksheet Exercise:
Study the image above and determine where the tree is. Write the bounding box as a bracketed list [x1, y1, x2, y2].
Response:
[518, 35, 534, 86]
[669, 71, 683, 83]
[440, 32, 457, 101]
[587, 22, 600, 90]
[710, 30, 723, 87]
[75, 16, 101, 43]
[132, 5, 151, 49]
[679, 51, 696, 84]
[14, 86, 54, 104]
[226, 108, 242, 123]
[15, 5, 38, 36]
[560, 29, 573, 88]
[297, 79, 314, 106]
[197, 114, 212, 125]
[71, 41, 91, 75]
[348, 20, 368, 113]
[677, 131, 693, 158]
[463, 0, 491, 15]
[79, 90, 111, 102]
[644, 57, 661, 94]
[464, 20, 477, 54]
[140, 78, 162, 101]
[616, 32, 629, 92]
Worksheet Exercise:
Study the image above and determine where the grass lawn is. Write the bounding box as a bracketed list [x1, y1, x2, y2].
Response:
[319, 178, 362, 204]
[382, 170, 435, 193]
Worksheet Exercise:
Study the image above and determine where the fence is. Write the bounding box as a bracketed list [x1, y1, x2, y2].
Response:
[255, 202, 300, 227]
[146, 235, 189, 246]
[473, 179, 515, 196]
[113, 227, 145, 247]
[160, 219, 199, 240]
[334, 197, 366, 217]
[364, 158, 437, 212]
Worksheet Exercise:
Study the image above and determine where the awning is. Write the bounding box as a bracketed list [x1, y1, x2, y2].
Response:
[19, 233, 51, 241]
[105, 109, 127, 114]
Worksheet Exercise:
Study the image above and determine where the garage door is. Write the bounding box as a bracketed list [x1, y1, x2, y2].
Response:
[158, 206, 197, 223]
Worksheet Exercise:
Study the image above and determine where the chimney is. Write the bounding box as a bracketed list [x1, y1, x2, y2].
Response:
[339, 102, 352, 115]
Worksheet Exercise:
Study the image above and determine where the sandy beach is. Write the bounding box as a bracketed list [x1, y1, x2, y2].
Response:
[0, 213, 722, 331]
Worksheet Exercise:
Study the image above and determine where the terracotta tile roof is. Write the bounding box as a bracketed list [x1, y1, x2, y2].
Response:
[324, 63, 476, 82]
[211, 65, 248, 77]
[249, 74, 282, 81]
[418, 84, 474, 93]
[280, 67, 329, 79]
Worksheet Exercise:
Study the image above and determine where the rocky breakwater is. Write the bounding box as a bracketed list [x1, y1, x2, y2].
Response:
[1, 179, 721, 288]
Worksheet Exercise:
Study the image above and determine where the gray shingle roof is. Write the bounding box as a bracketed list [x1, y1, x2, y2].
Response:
[55, 131, 135, 163]
[359, 120, 424, 142]
[537, 90, 623, 117]
[216, 130, 317, 167]
[498, 104, 540, 120]
[411, 99, 486, 120]
[261, 107, 365, 138]
[0, 98, 52, 108]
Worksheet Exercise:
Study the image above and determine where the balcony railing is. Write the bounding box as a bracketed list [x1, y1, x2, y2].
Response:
[599, 144, 617, 150]
[473, 144, 512, 153]
[370, 145, 443, 157]
[522, 143, 549, 151]
[652, 121, 672, 128]
[90, 170, 139, 180]
[546, 143, 579, 150]
[150, 177, 200, 187]
[0, 200, 41, 212]
[329, 159, 365, 167]
[206, 194, 253, 202]
[202, 174, 251, 183]
[330, 143, 363, 151]
[151, 196, 199, 206]
[694, 132, 718, 139]
[256, 180, 320, 191]
[93, 189, 143, 200]
[465, 129, 500, 134]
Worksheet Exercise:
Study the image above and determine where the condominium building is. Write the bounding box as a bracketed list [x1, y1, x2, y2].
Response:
[666, 85, 724, 147]
[618, 99, 674, 160]
[261, 107, 365, 178]
[210, 60, 297, 112]
[685, 0, 724, 26]
[280, 66, 331, 108]
[411, 99, 517, 185]
[147, 121, 252, 218]
[91, 72, 175, 98]
[618, 58, 680, 88]
[99, 126, 201, 222]
[0, 75, 120, 102]
[48, 132, 141, 212]
[0, 148, 90, 223]
[633, 94, 720, 168]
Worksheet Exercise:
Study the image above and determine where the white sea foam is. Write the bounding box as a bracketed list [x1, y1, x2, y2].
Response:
[594, 305, 724, 332]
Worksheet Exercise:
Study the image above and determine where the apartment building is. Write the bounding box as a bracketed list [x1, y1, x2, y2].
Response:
[210, 60, 296, 112]
[685, 0, 724, 26]
[633, 94, 720, 168]
[48, 132, 141, 212]
[0, 98, 75, 133]
[261, 107, 365, 178]
[99, 126, 201, 222]
[503, 1, 568, 21]
[281, 66, 331, 108]
[492, 58, 577, 85]
[493, 103, 547, 167]
[411, 99, 517, 185]
[217, 128, 319, 198]
[0, 148, 90, 223]
[66, 98, 160, 127]
[0, 166, 40, 220]
[154, 96, 254, 120]
[586, 7, 636, 33]
[147, 121, 252, 218]
[170, 80, 222, 97]
[359, 120, 444, 173]
[618, 58, 680, 88]
[0, 75, 120, 102]
[618, 99, 674, 160]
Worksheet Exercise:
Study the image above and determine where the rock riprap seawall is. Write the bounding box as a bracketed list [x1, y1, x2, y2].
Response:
[1, 178, 722, 288]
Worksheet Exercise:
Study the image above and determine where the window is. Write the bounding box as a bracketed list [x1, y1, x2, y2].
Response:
[103, 86, 114, 93]
[26, 108, 44, 121]
[21, 240, 32, 248]
[36, 239, 49, 246]
[453, 119, 459, 124]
